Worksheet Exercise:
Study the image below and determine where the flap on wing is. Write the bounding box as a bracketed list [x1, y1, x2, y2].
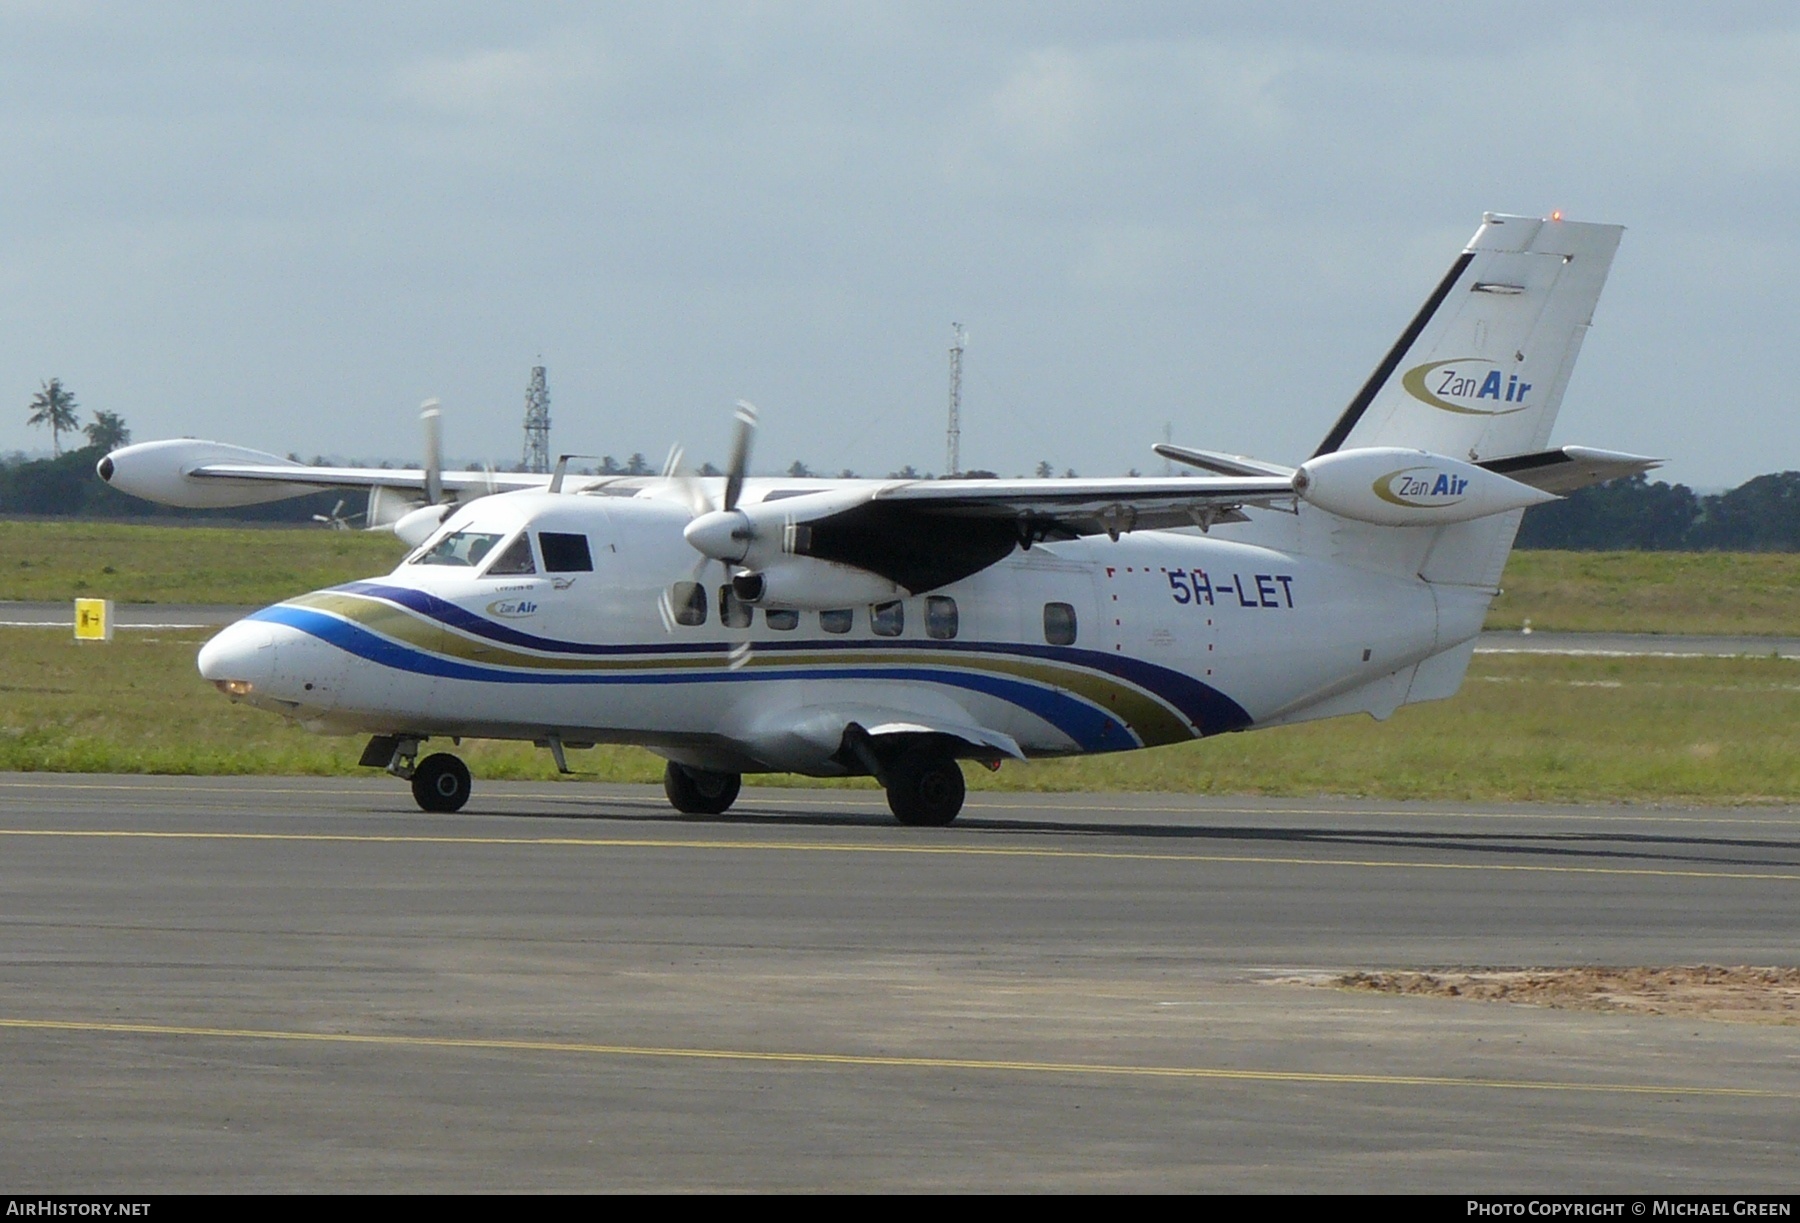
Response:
[1477, 446, 1662, 495]
[193, 463, 545, 495]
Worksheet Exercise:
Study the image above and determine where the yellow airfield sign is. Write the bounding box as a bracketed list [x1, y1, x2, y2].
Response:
[74, 598, 113, 642]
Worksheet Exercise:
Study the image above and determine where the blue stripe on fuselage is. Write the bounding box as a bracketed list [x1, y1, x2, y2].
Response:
[257, 603, 1137, 753]
[324, 581, 1252, 735]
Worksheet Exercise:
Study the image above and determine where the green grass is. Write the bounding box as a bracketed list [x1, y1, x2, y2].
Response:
[4, 628, 1797, 801]
[1488, 551, 1800, 636]
[0, 520, 407, 605]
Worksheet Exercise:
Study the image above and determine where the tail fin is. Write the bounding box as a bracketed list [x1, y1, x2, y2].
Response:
[1276, 214, 1625, 725]
[1314, 213, 1623, 464]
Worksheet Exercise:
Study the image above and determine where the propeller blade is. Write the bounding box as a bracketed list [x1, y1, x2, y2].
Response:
[421, 399, 443, 506]
[722, 400, 757, 513]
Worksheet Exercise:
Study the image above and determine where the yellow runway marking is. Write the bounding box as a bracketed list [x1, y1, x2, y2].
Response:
[1, 826, 1796, 882]
[0, 1017, 1787, 1098]
[3, 778, 1798, 828]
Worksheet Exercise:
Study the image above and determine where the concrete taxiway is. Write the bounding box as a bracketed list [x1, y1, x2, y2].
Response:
[2, 774, 1796, 1191]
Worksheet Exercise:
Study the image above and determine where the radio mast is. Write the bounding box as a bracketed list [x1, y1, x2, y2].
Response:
[946, 323, 966, 477]
[522, 364, 550, 474]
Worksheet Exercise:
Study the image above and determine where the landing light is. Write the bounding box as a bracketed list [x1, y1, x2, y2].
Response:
[215, 680, 254, 697]
[1550, 210, 1563, 222]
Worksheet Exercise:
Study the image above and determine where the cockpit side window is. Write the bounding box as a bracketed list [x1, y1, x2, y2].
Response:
[413, 530, 506, 567]
[483, 533, 537, 576]
[539, 532, 594, 572]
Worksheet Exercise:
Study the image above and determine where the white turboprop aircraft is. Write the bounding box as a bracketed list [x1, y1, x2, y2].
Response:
[100, 212, 1655, 824]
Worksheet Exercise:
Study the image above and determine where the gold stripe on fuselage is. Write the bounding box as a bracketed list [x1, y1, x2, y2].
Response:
[286, 589, 1197, 747]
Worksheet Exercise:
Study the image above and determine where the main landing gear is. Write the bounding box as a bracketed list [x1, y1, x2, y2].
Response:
[883, 747, 966, 827]
[663, 762, 743, 815]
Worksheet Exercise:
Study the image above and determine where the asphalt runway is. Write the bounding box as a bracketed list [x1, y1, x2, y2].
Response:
[1, 774, 1796, 1192]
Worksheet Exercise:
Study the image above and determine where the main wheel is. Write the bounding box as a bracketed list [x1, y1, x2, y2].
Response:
[412, 752, 471, 813]
[663, 761, 742, 815]
[885, 748, 965, 827]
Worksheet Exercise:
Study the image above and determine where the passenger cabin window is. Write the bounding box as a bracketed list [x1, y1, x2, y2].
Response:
[925, 596, 958, 640]
[1044, 602, 1078, 646]
[766, 608, 799, 631]
[414, 530, 505, 567]
[539, 532, 593, 572]
[484, 534, 536, 576]
[670, 581, 707, 627]
[871, 600, 904, 637]
[719, 585, 752, 629]
[819, 608, 853, 634]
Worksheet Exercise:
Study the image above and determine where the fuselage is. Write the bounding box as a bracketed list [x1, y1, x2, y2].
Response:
[198, 482, 1477, 775]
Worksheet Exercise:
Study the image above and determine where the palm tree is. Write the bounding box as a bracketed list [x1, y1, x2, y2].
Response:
[27, 379, 80, 456]
[83, 409, 131, 452]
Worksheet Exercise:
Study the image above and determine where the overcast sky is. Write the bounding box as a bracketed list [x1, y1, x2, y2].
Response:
[2, 3, 1794, 487]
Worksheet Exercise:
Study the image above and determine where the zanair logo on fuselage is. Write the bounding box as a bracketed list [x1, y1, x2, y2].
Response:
[1401, 358, 1531, 416]
[486, 598, 539, 619]
[1373, 466, 1469, 509]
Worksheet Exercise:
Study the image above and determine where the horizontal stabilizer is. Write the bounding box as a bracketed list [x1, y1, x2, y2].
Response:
[1152, 444, 1296, 479]
[1476, 446, 1661, 495]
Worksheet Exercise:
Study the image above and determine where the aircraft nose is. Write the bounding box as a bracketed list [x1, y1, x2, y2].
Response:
[197, 618, 280, 696]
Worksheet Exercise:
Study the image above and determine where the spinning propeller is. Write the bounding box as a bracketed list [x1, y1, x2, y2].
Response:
[680, 400, 760, 568]
[660, 402, 759, 664]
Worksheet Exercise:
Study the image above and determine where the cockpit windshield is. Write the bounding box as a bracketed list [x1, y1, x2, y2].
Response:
[412, 530, 506, 567]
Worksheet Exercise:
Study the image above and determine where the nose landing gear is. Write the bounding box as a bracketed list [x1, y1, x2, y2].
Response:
[411, 753, 472, 813]
[359, 736, 473, 813]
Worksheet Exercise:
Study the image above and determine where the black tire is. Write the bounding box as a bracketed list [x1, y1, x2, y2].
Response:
[885, 748, 965, 827]
[663, 761, 742, 815]
[412, 752, 471, 813]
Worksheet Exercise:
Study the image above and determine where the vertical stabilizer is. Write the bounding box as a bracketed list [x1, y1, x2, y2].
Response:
[1314, 213, 1622, 465]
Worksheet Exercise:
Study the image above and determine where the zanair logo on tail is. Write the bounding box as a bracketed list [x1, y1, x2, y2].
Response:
[1401, 359, 1531, 416]
[1373, 466, 1469, 509]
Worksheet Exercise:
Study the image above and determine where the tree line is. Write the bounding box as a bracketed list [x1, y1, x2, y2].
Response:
[1513, 471, 1800, 550]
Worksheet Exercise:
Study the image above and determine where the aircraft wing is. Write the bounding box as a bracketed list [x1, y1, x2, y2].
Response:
[869, 474, 1295, 535]
[188, 462, 545, 495]
[97, 438, 547, 510]
[755, 475, 1295, 593]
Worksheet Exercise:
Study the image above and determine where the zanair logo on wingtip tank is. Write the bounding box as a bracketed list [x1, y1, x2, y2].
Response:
[1373, 466, 1469, 509]
[1401, 358, 1531, 416]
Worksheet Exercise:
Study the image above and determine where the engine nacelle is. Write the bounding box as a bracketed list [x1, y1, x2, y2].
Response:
[1292, 447, 1556, 526]
[392, 502, 454, 547]
[97, 439, 319, 508]
[732, 558, 903, 610]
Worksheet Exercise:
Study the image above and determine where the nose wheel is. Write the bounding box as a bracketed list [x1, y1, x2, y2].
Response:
[412, 752, 472, 813]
